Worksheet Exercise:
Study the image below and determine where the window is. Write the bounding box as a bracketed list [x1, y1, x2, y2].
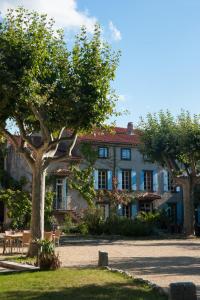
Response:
[121, 148, 131, 160]
[122, 204, 131, 218]
[98, 170, 107, 189]
[139, 202, 152, 213]
[144, 170, 153, 191]
[55, 178, 67, 210]
[122, 169, 131, 190]
[168, 173, 176, 192]
[98, 147, 108, 158]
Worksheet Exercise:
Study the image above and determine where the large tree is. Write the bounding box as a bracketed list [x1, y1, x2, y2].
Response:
[139, 111, 200, 235]
[0, 8, 120, 255]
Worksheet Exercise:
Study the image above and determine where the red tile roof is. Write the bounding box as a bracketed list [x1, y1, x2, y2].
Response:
[8, 126, 141, 149]
[78, 127, 141, 146]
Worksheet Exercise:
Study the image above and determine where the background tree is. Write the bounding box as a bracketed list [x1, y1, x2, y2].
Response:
[0, 8, 120, 255]
[139, 111, 200, 235]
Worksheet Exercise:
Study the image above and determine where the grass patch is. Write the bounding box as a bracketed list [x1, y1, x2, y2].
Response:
[3, 255, 36, 265]
[0, 268, 167, 300]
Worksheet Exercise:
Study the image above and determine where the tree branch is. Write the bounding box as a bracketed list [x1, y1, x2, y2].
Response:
[15, 116, 38, 152]
[47, 129, 77, 149]
[44, 133, 78, 168]
[30, 104, 51, 143]
[67, 133, 78, 156]
[0, 126, 35, 169]
[0, 126, 19, 149]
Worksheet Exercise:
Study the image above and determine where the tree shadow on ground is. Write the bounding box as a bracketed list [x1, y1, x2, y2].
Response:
[110, 256, 200, 277]
[59, 237, 200, 249]
[0, 282, 167, 300]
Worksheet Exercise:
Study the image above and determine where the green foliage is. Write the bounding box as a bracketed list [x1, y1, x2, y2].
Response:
[68, 143, 98, 207]
[0, 189, 31, 229]
[96, 177, 134, 214]
[0, 7, 120, 134]
[44, 192, 56, 231]
[0, 189, 55, 230]
[103, 215, 154, 237]
[0, 171, 27, 189]
[135, 211, 161, 224]
[80, 143, 98, 165]
[83, 207, 104, 235]
[68, 165, 96, 207]
[139, 110, 200, 177]
[76, 222, 89, 235]
[61, 214, 73, 234]
[38, 239, 61, 270]
[81, 209, 159, 236]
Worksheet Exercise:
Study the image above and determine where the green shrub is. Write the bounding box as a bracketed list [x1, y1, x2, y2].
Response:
[77, 223, 89, 235]
[83, 207, 104, 235]
[135, 211, 160, 224]
[103, 215, 154, 237]
[61, 214, 74, 234]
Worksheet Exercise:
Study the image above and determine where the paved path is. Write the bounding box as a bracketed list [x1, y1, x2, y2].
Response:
[57, 238, 200, 297]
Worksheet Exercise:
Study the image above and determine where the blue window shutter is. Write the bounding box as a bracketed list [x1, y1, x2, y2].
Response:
[107, 170, 112, 190]
[117, 204, 123, 216]
[131, 203, 138, 219]
[140, 170, 144, 191]
[177, 200, 183, 225]
[94, 170, 99, 190]
[153, 170, 158, 192]
[131, 170, 137, 191]
[118, 169, 122, 190]
[163, 170, 169, 192]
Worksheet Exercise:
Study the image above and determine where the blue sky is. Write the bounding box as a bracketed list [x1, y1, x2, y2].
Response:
[1, 0, 200, 127]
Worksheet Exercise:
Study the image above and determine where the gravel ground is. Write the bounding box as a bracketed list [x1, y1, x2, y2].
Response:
[1, 237, 200, 297]
[57, 238, 200, 297]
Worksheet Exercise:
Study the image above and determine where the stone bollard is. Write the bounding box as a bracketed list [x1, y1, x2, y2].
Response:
[169, 282, 197, 300]
[98, 251, 108, 267]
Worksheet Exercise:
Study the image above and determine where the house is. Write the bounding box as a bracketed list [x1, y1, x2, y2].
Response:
[3, 122, 184, 227]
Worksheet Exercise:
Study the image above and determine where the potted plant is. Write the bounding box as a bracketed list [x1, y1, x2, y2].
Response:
[37, 240, 61, 270]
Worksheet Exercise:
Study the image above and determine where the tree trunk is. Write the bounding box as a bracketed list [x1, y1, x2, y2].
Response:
[182, 181, 195, 236]
[28, 161, 46, 257]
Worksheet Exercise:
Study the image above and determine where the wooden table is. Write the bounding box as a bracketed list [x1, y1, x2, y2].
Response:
[3, 233, 23, 254]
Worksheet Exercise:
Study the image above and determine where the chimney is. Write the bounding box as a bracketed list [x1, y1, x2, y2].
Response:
[127, 122, 134, 135]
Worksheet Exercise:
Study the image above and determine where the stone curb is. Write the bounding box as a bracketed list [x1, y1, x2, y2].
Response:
[0, 260, 39, 271]
[105, 266, 168, 297]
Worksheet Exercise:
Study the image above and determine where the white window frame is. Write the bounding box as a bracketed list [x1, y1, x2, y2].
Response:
[122, 169, 131, 190]
[98, 147, 108, 158]
[55, 178, 67, 210]
[121, 148, 131, 160]
[98, 170, 108, 189]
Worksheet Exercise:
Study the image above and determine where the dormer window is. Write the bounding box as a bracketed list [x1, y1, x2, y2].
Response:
[98, 147, 108, 158]
[121, 148, 131, 160]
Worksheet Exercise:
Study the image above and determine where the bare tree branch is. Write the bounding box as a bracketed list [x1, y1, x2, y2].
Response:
[0, 126, 35, 169]
[47, 129, 77, 149]
[44, 133, 78, 168]
[30, 104, 51, 143]
[67, 133, 78, 156]
[15, 115, 38, 152]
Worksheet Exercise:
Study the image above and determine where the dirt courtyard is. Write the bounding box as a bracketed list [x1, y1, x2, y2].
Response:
[57, 238, 200, 296]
